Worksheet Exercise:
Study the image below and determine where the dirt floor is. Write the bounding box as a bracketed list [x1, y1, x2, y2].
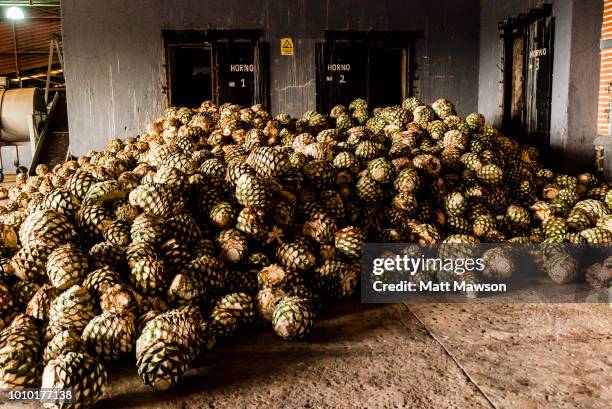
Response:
[1, 174, 611, 409]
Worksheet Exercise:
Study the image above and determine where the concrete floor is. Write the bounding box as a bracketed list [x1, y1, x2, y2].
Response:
[0, 173, 15, 184]
[93, 300, 610, 409]
[2, 300, 609, 409]
[410, 303, 612, 409]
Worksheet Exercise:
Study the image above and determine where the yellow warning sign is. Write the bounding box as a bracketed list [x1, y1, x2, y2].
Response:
[281, 38, 294, 56]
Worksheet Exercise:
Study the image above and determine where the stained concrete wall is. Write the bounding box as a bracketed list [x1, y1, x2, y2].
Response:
[61, 0, 480, 156]
[565, 0, 603, 172]
[478, 0, 602, 172]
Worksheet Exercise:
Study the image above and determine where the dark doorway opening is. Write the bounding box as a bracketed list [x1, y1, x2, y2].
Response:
[369, 46, 407, 108]
[316, 31, 415, 113]
[500, 5, 554, 150]
[168, 46, 213, 108]
[163, 30, 268, 108]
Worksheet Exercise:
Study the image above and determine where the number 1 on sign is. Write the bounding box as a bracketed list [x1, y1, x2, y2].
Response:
[240, 78, 246, 87]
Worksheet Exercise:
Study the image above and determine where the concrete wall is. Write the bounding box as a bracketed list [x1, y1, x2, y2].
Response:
[564, 0, 603, 172]
[61, 0, 481, 155]
[478, 0, 602, 172]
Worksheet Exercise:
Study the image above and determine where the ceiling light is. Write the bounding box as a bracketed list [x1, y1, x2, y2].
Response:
[6, 6, 24, 20]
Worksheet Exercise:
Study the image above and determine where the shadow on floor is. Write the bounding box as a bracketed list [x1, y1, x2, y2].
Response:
[99, 300, 395, 408]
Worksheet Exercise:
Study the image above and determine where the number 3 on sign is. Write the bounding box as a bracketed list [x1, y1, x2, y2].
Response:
[534, 58, 540, 71]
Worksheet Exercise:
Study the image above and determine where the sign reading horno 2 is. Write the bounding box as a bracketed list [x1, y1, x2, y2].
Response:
[327, 63, 351, 84]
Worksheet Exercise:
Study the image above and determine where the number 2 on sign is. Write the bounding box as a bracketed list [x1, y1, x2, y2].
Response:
[339, 74, 346, 84]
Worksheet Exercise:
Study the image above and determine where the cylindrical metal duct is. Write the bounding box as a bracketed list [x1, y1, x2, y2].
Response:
[0, 87, 47, 143]
[0, 2, 60, 7]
